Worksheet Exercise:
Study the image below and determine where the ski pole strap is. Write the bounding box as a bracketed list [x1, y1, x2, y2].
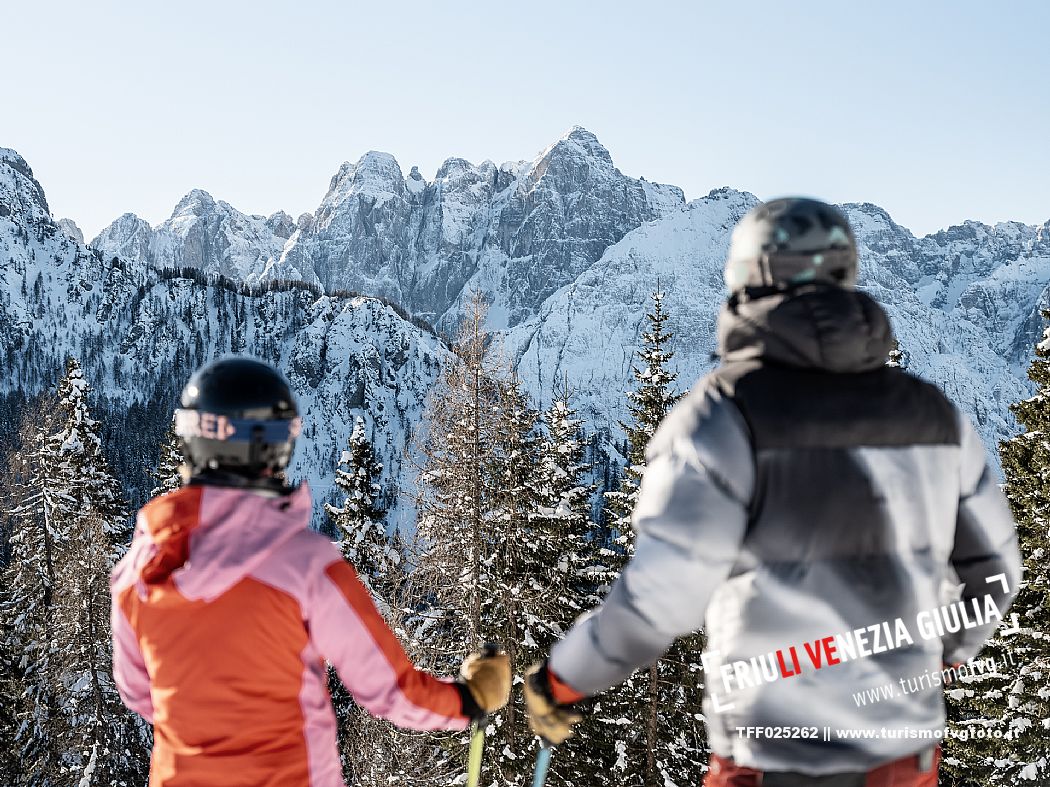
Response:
[531, 742, 552, 787]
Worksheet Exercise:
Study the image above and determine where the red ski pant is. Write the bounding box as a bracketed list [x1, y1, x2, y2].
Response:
[704, 747, 940, 786]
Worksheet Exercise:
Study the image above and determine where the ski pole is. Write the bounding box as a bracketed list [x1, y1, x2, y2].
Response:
[465, 643, 500, 787]
[531, 738, 553, 787]
[466, 720, 486, 787]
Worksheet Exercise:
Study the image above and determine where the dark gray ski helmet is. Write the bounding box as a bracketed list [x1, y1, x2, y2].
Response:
[174, 357, 300, 478]
[725, 197, 857, 293]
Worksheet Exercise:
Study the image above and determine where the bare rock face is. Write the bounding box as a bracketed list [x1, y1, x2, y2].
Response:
[92, 188, 291, 283]
[0, 148, 51, 227]
[56, 218, 84, 244]
[92, 212, 153, 265]
[265, 210, 296, 240]
[91, 128, 686, 332]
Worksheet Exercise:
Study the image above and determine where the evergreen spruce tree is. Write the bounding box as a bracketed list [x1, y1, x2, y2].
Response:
[532, 390, 616, 787]
[489, 376, 546, 779]
[944, 313, 1050, 785]
[605, 290, 683, 556]
[49, 360, 151, 785]
[148, 422, 183, 498]
[324, 415, 414, 786]
[325, 416, 399, 597]
[412, 293, 562, 785]
[595, 290, 707, 787]
[533, 388, 598, 644]
[2, 362, 151, 786]
[886, 338, 909, 369]
[2, 392, 68, 786]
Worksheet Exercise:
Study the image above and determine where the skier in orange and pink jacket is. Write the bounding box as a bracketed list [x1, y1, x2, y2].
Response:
[111, 357, 510, 787]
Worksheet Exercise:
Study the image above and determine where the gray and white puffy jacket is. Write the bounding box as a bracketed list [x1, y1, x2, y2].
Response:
[549, 286, 1021, 775]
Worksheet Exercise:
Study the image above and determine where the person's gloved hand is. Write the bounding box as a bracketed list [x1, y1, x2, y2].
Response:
[523, 662, 584, 744]
[459, 650, 511, 715]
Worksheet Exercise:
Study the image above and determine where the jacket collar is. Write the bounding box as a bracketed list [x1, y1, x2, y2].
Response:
[717, 285, 894, 373]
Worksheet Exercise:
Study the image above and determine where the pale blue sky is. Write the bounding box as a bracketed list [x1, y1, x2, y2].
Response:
[3, 0, 1047, 240]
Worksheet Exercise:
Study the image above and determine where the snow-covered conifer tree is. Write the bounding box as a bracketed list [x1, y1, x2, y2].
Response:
[1, 392, 68, 786]
[532, 389, 597, 648]
[604, 290, 682, 560]
[532, 390, 620, 787]
[945, 313, 1050, 785]
[488, 376, 545, 775]
[325, 416, 399, 596]
[148, 422, 183, 498]
[595, 290, 708, 787]
[886, 337, 909, 369]
[1, 361, 150, 786]
[324, 415, 417, 786]
[49, 360, 150, 785]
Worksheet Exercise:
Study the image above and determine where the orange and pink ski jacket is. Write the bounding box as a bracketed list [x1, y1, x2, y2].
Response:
[110, 483, 470, 787]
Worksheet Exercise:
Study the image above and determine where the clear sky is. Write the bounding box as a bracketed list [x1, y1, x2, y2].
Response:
[2, 0, 1047, 241]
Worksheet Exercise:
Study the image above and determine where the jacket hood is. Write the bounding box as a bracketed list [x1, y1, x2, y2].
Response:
[717, 286, 894, 373]
[114, 483, 313, 601]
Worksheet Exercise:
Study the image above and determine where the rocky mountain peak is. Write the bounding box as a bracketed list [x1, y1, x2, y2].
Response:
[350, 151, 404, 192]
[318, 152, 406, 223]
[0, 147, 51, 225]
[435, 157, 475, 180]
[172, 188, 217, 218]
[1034, 220, 1050, 251]
[56, 218, 84, 244]
[91, 213, 155, 266]
[524, 126, 615, 191]
[558, 125, 614, 165]
[266, 210, 296, 239]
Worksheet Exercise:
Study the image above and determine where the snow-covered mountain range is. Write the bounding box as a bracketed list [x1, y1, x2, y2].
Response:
[2, 129, 1046, 526]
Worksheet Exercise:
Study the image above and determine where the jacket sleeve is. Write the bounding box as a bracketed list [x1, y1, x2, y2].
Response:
[550, 385, 753, 696]
[942, 412, 1022, 665]
[110, 589, 154, 722]
[308, 558, 472, 730]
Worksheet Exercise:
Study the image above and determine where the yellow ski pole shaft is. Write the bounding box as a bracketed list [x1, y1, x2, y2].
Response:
[466, 718, 487, 787]
[465, 642, 500, 787]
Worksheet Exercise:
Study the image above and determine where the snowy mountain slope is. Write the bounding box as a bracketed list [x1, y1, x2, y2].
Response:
[505, 192, 1038, 470]
[505, 188, 754, 427]
[0, 150, 449, 530]
[92, 189, 295, 282]
[842, 205, 1050, 366]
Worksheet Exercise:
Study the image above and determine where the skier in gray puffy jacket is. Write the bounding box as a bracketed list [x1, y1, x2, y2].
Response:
[523, 198, 1022, 786]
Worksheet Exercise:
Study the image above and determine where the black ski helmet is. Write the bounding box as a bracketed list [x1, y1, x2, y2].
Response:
[725, 197, 858, 293]
[174, 357, 301, 478]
